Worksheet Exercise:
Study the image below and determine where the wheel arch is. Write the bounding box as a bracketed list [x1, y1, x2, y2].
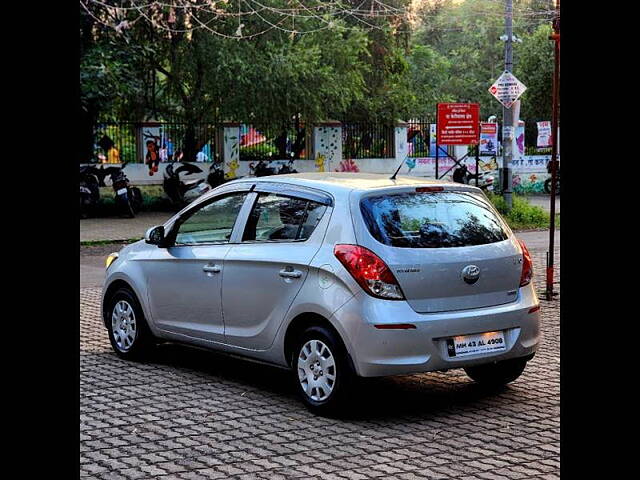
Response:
[283, 312, 356, 373]
[102, 279, 140, 329]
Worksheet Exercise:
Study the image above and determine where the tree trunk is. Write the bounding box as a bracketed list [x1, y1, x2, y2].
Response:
[79, 102, 98, 164]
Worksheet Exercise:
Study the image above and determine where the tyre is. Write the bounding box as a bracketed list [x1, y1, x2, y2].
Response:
[106, 288, 155, 360]
[464, 357, 528, 387]
[291, 325, 353, 415]
[130, 187, 143, 213]
[544, 178, 560, 195]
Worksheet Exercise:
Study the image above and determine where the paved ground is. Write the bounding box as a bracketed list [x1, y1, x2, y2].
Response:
[80, 242, 559, 479]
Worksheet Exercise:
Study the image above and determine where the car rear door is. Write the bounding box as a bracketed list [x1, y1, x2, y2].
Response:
[221, 183, 332, 350]
[353, 187, 524, 313]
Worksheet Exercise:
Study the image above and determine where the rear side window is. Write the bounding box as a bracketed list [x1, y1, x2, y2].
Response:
[242, 193, 327, 242]
[360, 191, 509, 248]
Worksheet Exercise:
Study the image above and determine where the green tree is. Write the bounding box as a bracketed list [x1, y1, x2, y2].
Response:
[515, 23, 554, 145]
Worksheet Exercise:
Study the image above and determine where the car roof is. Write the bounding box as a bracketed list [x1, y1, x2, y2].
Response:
[230, 172, 469, 195]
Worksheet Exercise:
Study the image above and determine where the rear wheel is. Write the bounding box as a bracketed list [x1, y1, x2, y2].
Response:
[292, 326, 353, 415]
[464, 357, 528, 386]
[106, 288, 154, 360]
[130, 187, 143, 213]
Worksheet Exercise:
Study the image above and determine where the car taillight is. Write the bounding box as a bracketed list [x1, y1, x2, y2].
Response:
[334, 244, 405, 300]
[518, 239, 533, 287]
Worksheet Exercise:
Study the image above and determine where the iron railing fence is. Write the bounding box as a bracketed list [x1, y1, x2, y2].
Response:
[238, 122, 311, 161]
[91, 121, 220, 164]
[341, 122, 395, 159]
[406, 119, 434, 158]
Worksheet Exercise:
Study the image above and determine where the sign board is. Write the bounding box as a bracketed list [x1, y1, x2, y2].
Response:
[479, 122, 498, 155]
[514, 120, 525, 160]
[436, 103, 480, 145]
[488, 71, 527, 108]
[536, 121, 552, 148]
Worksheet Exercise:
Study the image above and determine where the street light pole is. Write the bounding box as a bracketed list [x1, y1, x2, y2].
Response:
[546, 0, 560, 300]
[501, 0, 514, 210]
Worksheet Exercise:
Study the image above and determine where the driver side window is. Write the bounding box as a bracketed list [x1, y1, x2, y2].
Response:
[175, 193, 248, 245]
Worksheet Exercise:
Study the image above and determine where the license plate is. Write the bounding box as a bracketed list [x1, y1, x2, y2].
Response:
[446, 330, 506, 358]
[116, 188, 127, 196]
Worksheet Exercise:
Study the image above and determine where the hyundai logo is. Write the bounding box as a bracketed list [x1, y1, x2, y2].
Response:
[462, 265, 481, 284]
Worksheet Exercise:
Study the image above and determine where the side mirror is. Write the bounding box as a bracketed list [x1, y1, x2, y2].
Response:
[145, 225, 165, 246]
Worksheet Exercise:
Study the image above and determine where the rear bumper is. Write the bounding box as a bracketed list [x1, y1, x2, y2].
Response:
[332, 284, 541, 377]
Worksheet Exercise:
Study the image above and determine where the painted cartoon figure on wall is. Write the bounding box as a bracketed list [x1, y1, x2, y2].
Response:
[226, 156, 240, 180]
[335, 158, 360, 173]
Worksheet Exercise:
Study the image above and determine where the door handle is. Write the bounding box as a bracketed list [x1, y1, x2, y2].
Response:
[203, 264, 221, 273]
[279, 268, 302, 279]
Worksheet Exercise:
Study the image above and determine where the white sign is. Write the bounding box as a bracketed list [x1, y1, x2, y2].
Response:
[489, 71, 527, 108]
[537, 121, 552, 148]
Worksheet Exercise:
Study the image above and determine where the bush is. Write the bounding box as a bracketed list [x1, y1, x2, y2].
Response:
[486, 192, 551, 230]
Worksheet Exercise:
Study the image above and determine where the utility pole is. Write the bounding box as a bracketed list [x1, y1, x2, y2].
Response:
[546, 0, 560, 300]
[501, 0, 514, 210]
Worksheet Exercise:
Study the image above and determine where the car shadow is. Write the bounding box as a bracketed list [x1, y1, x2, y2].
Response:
[140, 341, 513, 422]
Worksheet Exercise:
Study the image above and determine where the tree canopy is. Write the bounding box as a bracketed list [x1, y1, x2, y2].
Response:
[79, 0, 556, 161]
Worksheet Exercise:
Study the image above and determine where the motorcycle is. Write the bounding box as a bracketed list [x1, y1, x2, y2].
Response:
[163, 161, 207, 205]
[79, 165, 104, 218]
[249, 158, 277, 177]
[544, 161, 560, 195]
[102, 164, 143, 218]
[249, 155, 298, 177]
[453, 164, 494, 191]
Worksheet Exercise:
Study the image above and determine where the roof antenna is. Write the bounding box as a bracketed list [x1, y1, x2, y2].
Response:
[389, 154, 407, 181]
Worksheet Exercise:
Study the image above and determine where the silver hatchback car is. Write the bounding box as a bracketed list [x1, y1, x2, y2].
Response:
[103, 173, 540, 413]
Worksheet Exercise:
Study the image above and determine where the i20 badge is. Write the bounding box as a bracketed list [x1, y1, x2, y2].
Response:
[461, 265, 481, 285]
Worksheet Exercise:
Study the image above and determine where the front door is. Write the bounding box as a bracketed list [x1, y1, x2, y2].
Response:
[145, 191, 249, 342]
[222, 191, 329, 350]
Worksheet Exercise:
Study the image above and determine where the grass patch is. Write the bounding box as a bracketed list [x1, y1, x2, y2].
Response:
[80, 238, 142, 247]
[486, 192, 558, 230]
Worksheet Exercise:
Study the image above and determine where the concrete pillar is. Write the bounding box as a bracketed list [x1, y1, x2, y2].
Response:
[221, 122, 241, 179]
[394, 121, 409, 161]
[312, 121, 342, 172]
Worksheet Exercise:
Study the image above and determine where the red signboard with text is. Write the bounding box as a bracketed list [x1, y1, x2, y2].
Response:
[437, 103, 480, 145]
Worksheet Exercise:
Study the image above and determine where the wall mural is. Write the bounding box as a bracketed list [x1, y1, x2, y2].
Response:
[335, 158, 360, 172]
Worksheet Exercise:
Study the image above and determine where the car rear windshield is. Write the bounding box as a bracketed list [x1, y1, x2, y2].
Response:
[360, 190, 509, 248]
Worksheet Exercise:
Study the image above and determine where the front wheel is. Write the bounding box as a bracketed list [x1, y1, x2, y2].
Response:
[106, 288, 155, 360]
[292, 326, 353, 415]
[464, 357, 528, 387]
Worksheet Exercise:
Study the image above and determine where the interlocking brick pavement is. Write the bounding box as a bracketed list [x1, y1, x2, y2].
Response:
[80, 250, 559, 479]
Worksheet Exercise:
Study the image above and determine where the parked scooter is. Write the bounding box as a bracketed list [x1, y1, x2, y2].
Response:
[206, 160, 227, 189]
[277, 157, 298, 175]
[79, 165, 104, 218]
[102, 164, 143, 218]
[163, 161, 207, 205]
